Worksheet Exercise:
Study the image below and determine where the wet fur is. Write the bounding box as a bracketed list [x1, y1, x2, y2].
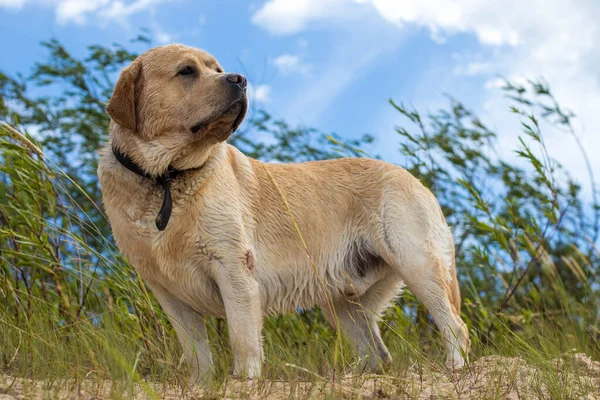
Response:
[98, 44, 470, 383]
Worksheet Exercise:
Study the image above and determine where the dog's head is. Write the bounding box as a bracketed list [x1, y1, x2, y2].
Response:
[107, 44, 248, 168]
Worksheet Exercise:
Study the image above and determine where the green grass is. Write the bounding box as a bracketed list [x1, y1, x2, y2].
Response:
[1, 122, 599, 399]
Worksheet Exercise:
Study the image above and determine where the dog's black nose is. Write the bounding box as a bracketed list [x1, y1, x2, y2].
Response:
[226, 73, 247, 90]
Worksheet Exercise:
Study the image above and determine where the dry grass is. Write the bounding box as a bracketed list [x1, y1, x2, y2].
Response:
[1, 354, 599, 399]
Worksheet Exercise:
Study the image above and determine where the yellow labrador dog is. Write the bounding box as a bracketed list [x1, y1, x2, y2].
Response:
[98, 44, 469, 382]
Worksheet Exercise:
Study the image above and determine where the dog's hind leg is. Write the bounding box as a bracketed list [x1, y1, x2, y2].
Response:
[391, 252, 469, 369]
[150, 284, 214, 385]
[379, 197, 470, 369]
[323, 273, 402, 372]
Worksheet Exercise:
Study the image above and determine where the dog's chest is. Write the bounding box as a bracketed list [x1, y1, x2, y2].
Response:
[106, 192, 226, 315]
[152, 222, 229, 314]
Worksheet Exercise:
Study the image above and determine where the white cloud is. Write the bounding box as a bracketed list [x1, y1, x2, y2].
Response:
[272, 54, 312, 76]
[56, 0, 109, 24]
[150, 20, 175, 44]
[252, 0, 349, 35]
[0, 0, 170, 25]
[100, 0, 166, 21]
[484, 77, 506, 90]
[0, 0, 27, 7]
[254, 0, 522, 45]
[454, 61, 491, 77]
[248, 83, 271, 103]
[360, 0, 522, 46]
[154, 29, 172, 44]
[252, 0, 600, 196]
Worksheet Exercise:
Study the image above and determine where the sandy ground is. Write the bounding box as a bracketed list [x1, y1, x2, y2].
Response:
[1, 354, 599, 399]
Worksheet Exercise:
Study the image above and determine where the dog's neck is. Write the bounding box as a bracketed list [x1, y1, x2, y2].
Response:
[110, 123, 216, 176]
[109, 123, 218, 231]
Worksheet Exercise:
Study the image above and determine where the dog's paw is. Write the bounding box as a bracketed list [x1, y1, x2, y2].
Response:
[233, 357, 262, 379]
[445, 354, 466, 371]
[358, 352, 393, 375]
[188, 368, 213, 387]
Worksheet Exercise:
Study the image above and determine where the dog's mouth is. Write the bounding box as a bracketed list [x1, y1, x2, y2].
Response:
[190, 97, 248, 137]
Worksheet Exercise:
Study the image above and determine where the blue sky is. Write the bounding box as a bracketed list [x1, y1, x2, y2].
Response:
[1, 0, 599, 190]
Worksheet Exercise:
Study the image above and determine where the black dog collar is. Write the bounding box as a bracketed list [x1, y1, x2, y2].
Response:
[112, 146, 184, 231]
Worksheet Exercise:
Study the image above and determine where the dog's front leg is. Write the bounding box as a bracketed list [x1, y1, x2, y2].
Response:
[149, 283, 213, 384]
[214, 263, 263, 378]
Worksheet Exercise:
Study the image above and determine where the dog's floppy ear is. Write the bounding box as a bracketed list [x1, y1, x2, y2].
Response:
[107, 61, 142, 132]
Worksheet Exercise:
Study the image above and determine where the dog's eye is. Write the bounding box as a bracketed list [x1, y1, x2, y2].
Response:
[178, 66, 195, 76]
[216, 67, 224, 73]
